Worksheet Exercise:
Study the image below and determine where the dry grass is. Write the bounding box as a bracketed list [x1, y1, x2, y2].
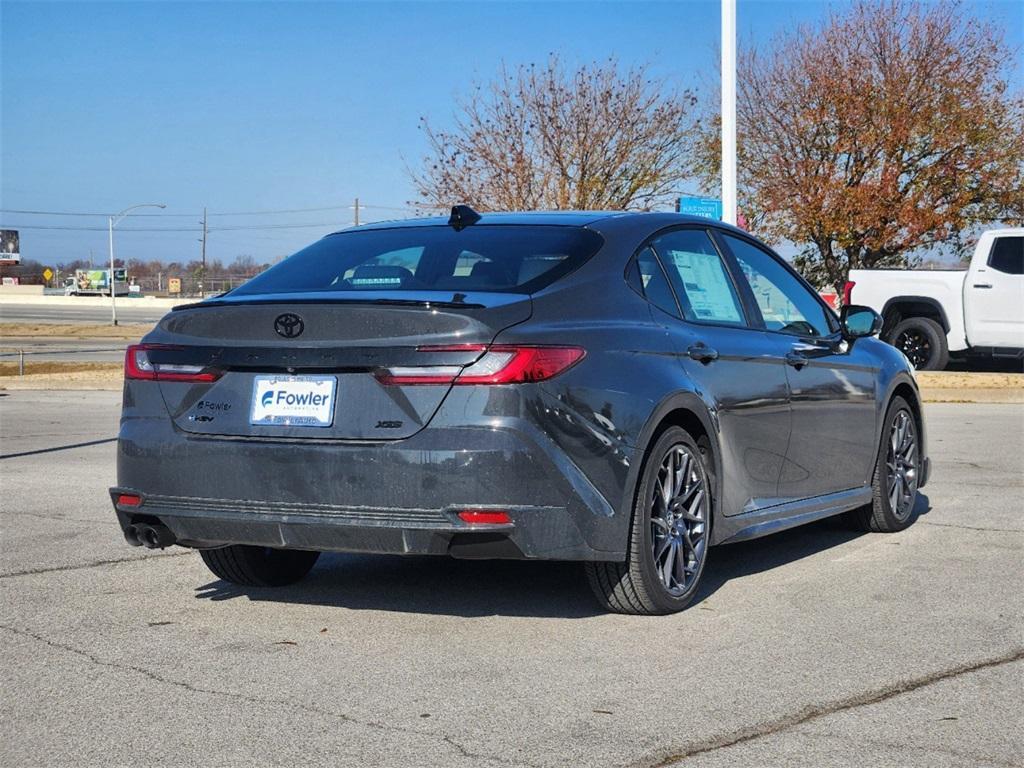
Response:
[915, 371, 1022, 389]
[0, 361, 122, 378]
[0, 362, 123, 390]
[0, 322, 152, 340]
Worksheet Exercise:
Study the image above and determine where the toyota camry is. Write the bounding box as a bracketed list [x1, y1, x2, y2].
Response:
[111, 207, 928, 614]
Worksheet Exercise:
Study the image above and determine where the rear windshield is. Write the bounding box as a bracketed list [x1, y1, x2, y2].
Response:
[232, 224, 604, 296]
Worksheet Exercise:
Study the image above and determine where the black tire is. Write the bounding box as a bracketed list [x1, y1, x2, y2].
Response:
[888, 317, 949, 371]
[846, 396, 920, 532]
[585, 426, 712, 615]
[199, 545, 320, 587]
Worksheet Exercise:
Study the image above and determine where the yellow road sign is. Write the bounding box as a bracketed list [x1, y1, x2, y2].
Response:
[43, 268, 53, 281]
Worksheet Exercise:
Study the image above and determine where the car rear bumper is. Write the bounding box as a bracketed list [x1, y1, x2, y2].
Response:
[112, 410, 630, 561]
[109, 489, 608, 560]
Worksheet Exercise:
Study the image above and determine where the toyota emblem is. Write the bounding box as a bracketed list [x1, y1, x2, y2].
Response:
[274, 313, 304, 338]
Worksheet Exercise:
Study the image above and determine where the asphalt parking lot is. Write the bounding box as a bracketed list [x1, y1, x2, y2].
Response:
[1, 390, 1022, 767]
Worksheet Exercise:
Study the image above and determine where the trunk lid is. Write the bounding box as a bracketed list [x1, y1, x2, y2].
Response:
[145, 291, 531, 440]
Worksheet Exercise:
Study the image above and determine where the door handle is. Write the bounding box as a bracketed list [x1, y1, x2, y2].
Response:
[687, 344, 719, 364]
[785, 351, 808, 369]
[973, 283, 993, 289]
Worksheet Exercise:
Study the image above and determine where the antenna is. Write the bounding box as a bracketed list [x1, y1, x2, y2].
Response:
[448, 205, 481, 231]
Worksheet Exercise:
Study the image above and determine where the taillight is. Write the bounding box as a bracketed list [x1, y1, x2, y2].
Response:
[842, 280, 856, 306]
[124, 344, 221, 383]
[457, 510, 511, 525]
[116, 493, 142, 507]
[376, 345, 585, 386]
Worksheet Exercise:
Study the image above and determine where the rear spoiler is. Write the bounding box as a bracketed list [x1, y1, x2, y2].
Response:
[173, 295, 487, 312]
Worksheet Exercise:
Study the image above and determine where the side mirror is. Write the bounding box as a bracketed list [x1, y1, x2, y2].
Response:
[841, 305, 883, 340]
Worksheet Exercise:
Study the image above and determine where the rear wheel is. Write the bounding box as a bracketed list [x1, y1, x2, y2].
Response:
[199, 545, 320, 587]
[846, 396, 920, 532]
[585, 426, 711, 615]
[888, 317, 948, 371]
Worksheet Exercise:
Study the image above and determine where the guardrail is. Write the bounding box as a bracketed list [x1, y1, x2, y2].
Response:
[0, 345, 126, 376]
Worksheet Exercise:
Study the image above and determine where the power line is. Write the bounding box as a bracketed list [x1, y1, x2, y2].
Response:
[0, 208, 195, 218]
[0, 222, 347, 232]
[0, 202, 420, 218]
[209, 205, 347, 217]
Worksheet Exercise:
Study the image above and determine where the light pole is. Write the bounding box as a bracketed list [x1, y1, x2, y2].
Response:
[721, 0, 737, 226]
[109, 203, 165, 325]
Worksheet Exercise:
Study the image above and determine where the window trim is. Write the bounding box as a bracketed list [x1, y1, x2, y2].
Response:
[711, 228, 842, 340]
[632, 224, 758, 331]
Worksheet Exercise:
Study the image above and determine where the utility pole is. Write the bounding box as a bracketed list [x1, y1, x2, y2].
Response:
[200, 206, 208, 270]
[721, 0, 738, 226]
[198, 206, 208, 296]
[353, 197, 360, 226]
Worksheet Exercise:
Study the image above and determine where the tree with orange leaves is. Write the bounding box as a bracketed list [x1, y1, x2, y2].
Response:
[692, 0, 1024, 295]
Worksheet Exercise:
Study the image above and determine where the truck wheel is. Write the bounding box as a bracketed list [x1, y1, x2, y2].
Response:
[585, 426, 711, 615]
[888, 317, 949, 371]
[199, 545, 319, 587]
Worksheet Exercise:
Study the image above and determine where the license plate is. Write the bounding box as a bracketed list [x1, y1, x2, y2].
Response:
[250, 375, 337, 427]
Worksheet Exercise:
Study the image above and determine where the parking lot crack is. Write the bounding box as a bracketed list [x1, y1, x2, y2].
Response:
[634, 647, 1024, 767]
[0, 551, 194, 579]
[919, 521, 1024, 534]
[0, 623, 536, 768]
[791, 726, 1021, 767]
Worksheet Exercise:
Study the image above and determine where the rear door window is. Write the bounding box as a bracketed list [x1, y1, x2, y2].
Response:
[988, 236, 1023, 275]
[650, 229, 746, 326]
[232, 225, 604, 296]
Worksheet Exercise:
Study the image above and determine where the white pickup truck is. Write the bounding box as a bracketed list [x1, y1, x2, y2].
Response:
[846, 228, 1023, 370]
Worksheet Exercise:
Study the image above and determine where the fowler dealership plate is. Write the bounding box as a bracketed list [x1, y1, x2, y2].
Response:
[250, 375, 337, 427]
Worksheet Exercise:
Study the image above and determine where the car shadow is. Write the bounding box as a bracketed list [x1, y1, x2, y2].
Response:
[695, 491, 931, 603]
[195, 493, 931, 618]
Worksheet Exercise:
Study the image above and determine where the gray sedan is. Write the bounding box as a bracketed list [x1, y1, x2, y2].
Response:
[111, 208, 928, 614]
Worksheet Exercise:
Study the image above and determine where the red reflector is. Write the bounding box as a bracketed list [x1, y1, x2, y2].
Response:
[457, 510, 511, 525]
[117, 494, 142, 507]
[842, 280, 856, 306]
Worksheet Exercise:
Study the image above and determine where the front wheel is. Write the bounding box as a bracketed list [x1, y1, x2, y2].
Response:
[846, 396, 920, 532]
[200, 545, 320, 587]
[585, 426, 711, 615]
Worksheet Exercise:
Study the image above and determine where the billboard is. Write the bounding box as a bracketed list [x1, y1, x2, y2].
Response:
[676, 197, 723, 221]
[0, 230, 20, 265]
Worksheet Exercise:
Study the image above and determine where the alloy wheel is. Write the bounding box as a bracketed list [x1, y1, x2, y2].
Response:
[650, 445, 708, 596]
[886, 410, 918, 520]
[896, 329, 931, 369]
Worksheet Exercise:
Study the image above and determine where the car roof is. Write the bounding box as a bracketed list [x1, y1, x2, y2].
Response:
[327, 210, 740, 235]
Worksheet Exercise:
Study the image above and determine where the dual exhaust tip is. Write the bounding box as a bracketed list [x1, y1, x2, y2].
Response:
[124, 522, 176, 549]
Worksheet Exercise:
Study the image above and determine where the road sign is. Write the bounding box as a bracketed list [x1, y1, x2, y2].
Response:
[677, 196, 723, 221]
[168, 277, 181, 294]
[42, 268, 53, 282]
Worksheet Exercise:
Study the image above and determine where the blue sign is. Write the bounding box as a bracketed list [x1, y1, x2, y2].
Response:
[677, 196, 723, 221]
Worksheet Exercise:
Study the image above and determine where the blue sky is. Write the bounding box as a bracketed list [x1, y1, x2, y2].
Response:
[2, 0, 1021, 267]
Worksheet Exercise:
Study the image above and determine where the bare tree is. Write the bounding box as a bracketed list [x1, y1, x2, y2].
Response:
[410, 57, 699, 211]
[691, 0, 1024, 294]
